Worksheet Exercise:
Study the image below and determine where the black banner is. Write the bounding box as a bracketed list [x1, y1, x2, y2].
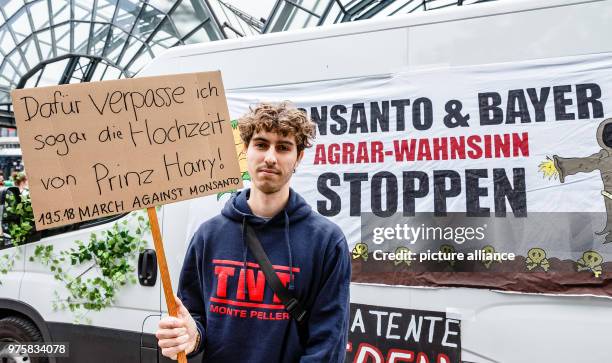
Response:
[346, 303, 461, 363]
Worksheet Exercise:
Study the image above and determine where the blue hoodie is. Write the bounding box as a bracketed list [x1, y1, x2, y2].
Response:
[178, 188, 351, 363]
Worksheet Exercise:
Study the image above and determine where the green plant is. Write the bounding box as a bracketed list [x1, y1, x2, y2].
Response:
[0, 253, 15, 280]
[30, 212, 150, 323]
[0, 192, 35, 284]
[5, 192, 35, 245]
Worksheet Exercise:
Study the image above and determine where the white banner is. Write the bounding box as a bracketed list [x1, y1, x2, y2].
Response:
[186, 53, 612, 286]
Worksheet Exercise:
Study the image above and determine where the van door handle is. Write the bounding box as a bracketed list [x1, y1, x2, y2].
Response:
[138, 249, 157, 286]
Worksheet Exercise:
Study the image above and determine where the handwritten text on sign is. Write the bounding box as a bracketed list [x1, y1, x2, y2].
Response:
[12, 71, 242, 230]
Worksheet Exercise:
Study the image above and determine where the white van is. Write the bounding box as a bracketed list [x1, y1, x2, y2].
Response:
[1, 0, 611, 362]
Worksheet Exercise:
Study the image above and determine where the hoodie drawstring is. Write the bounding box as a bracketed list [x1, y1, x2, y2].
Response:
[241, 217, 248, 297]
[284, 210, 295, 291]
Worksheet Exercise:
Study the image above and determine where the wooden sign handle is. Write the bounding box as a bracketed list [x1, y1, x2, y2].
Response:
[147, 207, 188, 363]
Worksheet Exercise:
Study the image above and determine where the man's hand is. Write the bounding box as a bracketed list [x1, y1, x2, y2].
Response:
[156, 295, 200, 360]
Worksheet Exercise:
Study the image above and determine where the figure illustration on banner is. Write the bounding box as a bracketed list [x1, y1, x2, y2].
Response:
[539, 117, 612, 243]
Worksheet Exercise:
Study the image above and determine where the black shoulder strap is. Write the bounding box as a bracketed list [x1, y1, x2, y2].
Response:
[245, 224, 308, 324]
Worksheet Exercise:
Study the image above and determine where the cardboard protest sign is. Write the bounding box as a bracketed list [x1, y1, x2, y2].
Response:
[11, 71, 242, 230]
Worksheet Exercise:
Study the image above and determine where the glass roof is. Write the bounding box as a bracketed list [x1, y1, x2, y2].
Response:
[0, 0, 225, 105]
[0, 0, 496, 125]
[264, 0, 497, 32]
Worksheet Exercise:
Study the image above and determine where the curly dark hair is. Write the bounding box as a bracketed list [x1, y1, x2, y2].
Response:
[238, 102, 316, 152]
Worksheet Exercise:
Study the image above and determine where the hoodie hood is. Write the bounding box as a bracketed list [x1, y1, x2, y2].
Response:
[221, 188, 312, 291]
[221, 188, 312, 226]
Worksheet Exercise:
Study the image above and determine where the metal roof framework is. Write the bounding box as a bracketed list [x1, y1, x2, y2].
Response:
[0, 0, 227, 127]
[263, 0, 497, 33]
[0, 0, 499, 128]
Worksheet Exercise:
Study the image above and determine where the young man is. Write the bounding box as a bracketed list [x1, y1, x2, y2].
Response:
[156, 102, 351, 362]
